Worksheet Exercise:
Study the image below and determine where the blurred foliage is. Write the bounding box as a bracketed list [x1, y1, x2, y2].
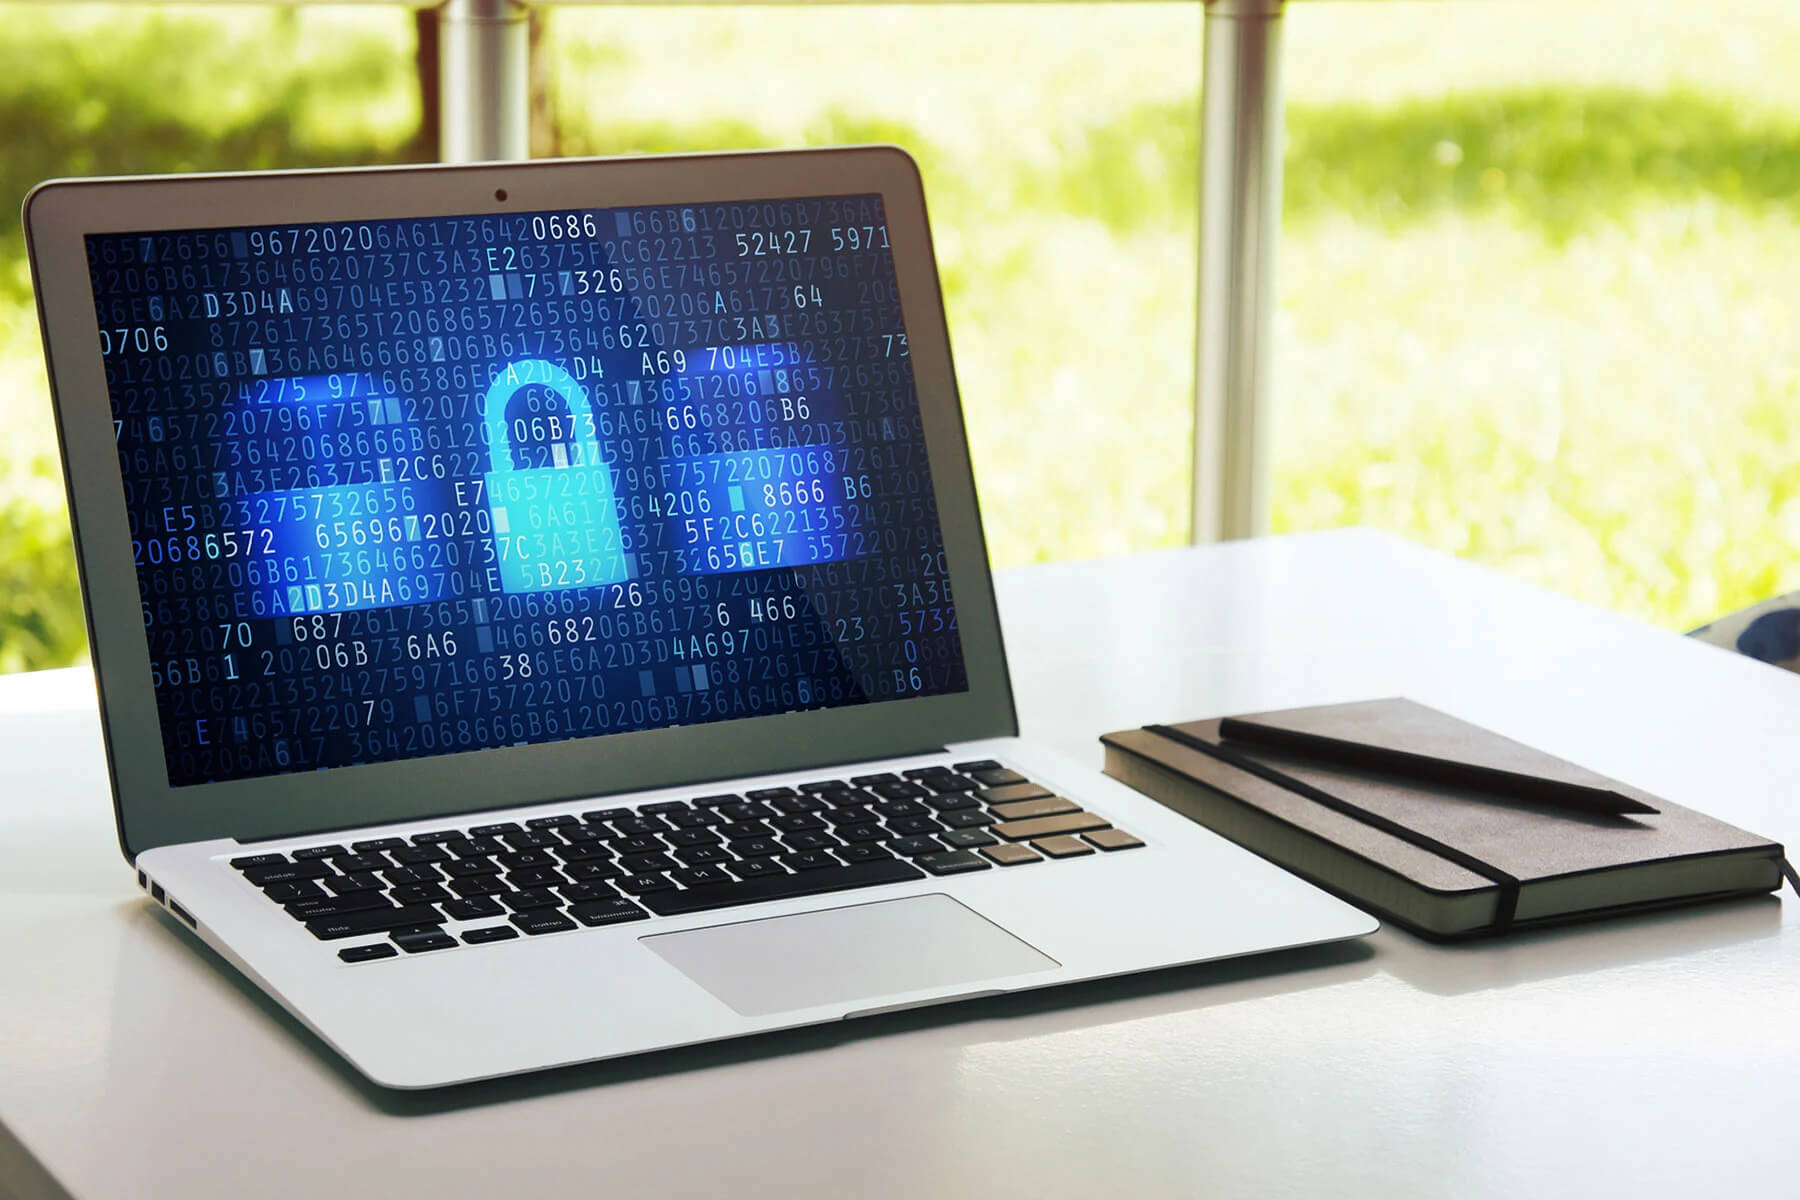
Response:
[0, 2, 1797, 674]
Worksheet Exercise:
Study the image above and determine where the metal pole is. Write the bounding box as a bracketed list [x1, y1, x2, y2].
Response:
[437, 0, 532, 162]
[1191, 0, 1284, 542]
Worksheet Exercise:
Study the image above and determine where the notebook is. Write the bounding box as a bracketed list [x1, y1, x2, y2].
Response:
[1102, 698, 1789, 939]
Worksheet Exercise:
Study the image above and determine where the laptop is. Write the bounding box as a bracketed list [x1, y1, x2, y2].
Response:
[25, 147, 1375, 1089]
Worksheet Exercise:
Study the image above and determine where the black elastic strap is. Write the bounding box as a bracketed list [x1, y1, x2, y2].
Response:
[1145, 723, 1524, 934]
[1781, 857, 1799, 897]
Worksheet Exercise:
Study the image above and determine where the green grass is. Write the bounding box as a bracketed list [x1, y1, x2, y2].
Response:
[1, 0, 1798, 672]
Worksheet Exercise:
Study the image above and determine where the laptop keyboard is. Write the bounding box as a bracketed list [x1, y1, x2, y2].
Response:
[224, 761, 1146, 963]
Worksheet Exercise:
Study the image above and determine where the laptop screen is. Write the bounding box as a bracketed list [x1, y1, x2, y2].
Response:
[85, 194, 968, 787]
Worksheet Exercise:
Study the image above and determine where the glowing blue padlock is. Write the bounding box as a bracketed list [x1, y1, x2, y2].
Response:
[482, 359, 633, 594]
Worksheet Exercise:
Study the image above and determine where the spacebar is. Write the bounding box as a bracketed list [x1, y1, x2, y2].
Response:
[640, 859, 925, 917]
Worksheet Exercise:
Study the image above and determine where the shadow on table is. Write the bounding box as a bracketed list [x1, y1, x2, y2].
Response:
[126, 904, 1376, 1115]
[1372, 892, 1784, 997]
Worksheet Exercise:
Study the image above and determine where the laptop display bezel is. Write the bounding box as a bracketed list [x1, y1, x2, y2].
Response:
[26, 147, 1018, 860]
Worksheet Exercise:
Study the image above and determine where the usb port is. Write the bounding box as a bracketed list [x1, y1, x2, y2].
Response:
[168, 900, 196, 928]
[150, 881, 165, 903]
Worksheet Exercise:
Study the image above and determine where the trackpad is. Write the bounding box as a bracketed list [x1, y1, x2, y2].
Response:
[643, 894, 1058, 1017]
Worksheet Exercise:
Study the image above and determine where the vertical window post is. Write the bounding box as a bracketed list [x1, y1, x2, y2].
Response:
[1192, 0, 1284, 542]
[437, 0, 532, 162]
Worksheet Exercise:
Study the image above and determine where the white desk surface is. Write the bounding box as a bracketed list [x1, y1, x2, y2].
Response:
[1, 529, 1795, 1200]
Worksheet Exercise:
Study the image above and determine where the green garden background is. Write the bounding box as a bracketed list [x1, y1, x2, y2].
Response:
[2, 1, 1797, 672]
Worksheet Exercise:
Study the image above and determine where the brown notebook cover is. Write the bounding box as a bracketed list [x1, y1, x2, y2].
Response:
[1102, 698, 1788, 939]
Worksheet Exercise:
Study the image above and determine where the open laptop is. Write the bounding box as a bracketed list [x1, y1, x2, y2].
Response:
[25, 147, 1374, 1089]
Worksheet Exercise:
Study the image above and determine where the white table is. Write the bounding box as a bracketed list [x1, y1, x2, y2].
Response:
[2, 529, 1794, 1200]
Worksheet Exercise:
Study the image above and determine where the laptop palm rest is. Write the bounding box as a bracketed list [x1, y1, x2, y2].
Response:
[642, 894, 1058, 1018]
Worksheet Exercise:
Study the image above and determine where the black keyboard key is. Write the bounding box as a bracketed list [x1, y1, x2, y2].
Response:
[923, 792, 981, 812]
[526, 814, 580, 829]
[969, 768, 1028, 788]
[555, 842, 613, 864]
[781, 851, 839, 872]
[720, 821, 776, 842]
[462, 925, 520, 944]
[942, 828, 1000, 849]
[690, 793, 744, 808]
[609, 835, 665, 856]
[441, 896, 506, 921]
[771, 795, 830, 815]
[324, 872, 384, 895]
[381, 864, 443, 887]
[339, 943, 398, 963]
[570, 898, 650, 926]
[409, 829, 461, 844]
[837, 844, 895, 865]
[666, 828, 721, 848]
[888, 836, 944, 858]
[729, 858, 785, 880]
[352, 837, 407, 853]
[582, 807, 633, 825]
[839, 824, 887, 844]
[243, 861, 329, 886]
[446, 836, 504, 857]
[733, 837, 783, 858]
[291, 844, 346, 860]
[286, 892, 389, 921]
[641, 859, 924, 917]
[507, 867, 568, 889]
[772, 813, 827, 834]
[746, 786, 798, 801]
[230, 853, 287, 871]
[618, 873, 676, 894]
[621, 852, 678, 873]
[941, 809, 998, 829]
[888, 816, 944, 837]
[665, 809, 719, 829]
[564, 860, 623, 882]
[556, 882, 616, 904]
[670, 866, 734, 888]
[611, 817, 669, 836]
[449, 875, 510, 898]
[798, 779, 852, 793]
[918, 850, 992, 876]
[902, 766, 953, 779]
[445, 857, 502, 878]
[782, 831, 841, 852]
[851, 773, 900, 786]
[559, 824, 604, 844]
[392, 928, 457, 954]
[389, 845, 449, 866]
[871, 780, 929, 801]
[639, 801, 692, 815]
[875, 799, 927, 820]
[469, 822, 521, 837]
[921, 773, 980, 793]
[306, 903, 442, 941]
[954, 759, 1002, 773]
[497, 849, 555, 870]
[825, 805, 879, 827]
[263, 880, 324, 903]
[502, 830, 563, 850]
[673, 845, 734, 867]
[502, 889, 562, 911]
[510, 909, 577, 936]
[328, 854, 388, 875]
[391, 883, 452, 905]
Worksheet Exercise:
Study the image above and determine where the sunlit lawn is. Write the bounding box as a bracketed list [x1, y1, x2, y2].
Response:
[1, 0, 1797, 671]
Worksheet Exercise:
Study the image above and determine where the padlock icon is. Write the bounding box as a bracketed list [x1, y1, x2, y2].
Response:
[482, 358, 634, 594]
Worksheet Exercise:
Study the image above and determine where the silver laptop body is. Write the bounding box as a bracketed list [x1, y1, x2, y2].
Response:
[27, 147, 1374, 1088]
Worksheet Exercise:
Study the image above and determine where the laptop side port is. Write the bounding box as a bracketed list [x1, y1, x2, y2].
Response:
[150, 881, 165, 904]
[168, 899, 196, 929]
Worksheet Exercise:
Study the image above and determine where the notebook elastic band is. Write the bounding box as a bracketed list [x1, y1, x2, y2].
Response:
[1144, 724, 1524, 935]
